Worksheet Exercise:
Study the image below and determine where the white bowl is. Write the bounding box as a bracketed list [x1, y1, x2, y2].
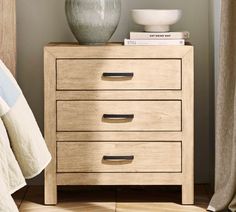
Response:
[132, 9, 182, 32]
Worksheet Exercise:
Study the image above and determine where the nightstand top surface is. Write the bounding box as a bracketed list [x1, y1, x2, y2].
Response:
[46, 42, 193, 47]
[44, 42, 193, 59]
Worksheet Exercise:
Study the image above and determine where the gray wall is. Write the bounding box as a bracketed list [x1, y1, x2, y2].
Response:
[208, 0, 216, 190]
[209, 0, 221, 190]
[214, 0, 221, 83]
[16, 0, 212, 184]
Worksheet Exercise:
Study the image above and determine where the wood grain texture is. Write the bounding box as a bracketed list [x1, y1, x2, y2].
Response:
[56, 90, 182, 100]
[45, 43, 192, 59]
[44, 49, 57, 205]
[116, 203, 205, 212]
[57, 142, 181, 173]
[57, 59, 181, 90]
[20, 186, 115, 212]
[56, 132, 182, 141]
[0, 0, 16, 76]
[181, 48, 194, 204]
[17, 185, 209, 212]
[57, 173, 182, 185]
[21, 202, 115, 212]
[44, 44, 194, 205]
[57, 100, 181, 132]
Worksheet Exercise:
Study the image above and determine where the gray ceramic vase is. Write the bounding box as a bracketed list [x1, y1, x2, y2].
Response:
[65, 0, 121, 44]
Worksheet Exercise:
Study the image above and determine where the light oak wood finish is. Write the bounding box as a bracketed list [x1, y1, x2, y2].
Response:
[0, 0, 16, 76]
[57, 100, 181, 132]
[57, 173, 183, 185]
[57, 142, 181, 173]
[57, 132, 182, 141]
[44, 50, 57, 205]
[56, 90, 182, 100]
[45, 43, 193, 59]
[116, 203, 205, 212]
[181, 48, 194, 204]
[44, 44, 194, 205]
[16, 185, 209, 211]
[21, 202, 115, 212]
[57, 59, 181, 90]
[20, 186, 116, 212]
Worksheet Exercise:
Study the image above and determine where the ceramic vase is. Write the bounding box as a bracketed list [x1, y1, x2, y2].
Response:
[65, 0, 121, 45]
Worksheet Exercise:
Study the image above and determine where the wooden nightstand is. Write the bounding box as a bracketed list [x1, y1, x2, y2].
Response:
[44, 43, 194, 205]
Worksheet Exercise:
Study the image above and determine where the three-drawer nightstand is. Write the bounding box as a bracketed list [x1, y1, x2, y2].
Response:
[44, 43, 194, 205]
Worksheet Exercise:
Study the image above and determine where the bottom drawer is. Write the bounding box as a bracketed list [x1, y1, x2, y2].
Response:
[57, 142, 182, 173]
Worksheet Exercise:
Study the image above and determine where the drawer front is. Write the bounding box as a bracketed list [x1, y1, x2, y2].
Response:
[57, 142, 182, 173]
[57, 101, 181, 132]
[57, 59, 181, 90]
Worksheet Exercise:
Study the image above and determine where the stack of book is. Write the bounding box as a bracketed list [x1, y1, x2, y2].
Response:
[124, 31, 190, 46]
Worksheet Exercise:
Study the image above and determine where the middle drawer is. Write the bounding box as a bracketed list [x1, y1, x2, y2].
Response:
[57, 101, 181, 132]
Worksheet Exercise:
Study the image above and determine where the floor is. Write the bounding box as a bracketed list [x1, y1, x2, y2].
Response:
[13, 185, 211, 212]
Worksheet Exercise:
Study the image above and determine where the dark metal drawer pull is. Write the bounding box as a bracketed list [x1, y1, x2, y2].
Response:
[103, 155, 134, 161]
[102, 72, 134, 77]
[103, 114, 134, 119]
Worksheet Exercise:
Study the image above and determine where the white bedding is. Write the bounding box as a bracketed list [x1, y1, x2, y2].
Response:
[0, 60, 51, 211]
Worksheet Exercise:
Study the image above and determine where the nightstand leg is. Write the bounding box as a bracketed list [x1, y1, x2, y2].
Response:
[44, 50, 57, 205]
[182, 183, 194, 205]
[44, 169, 57, 205]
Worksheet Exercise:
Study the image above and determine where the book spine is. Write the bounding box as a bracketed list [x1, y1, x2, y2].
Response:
[130, 32, 190, 40]
[124, 39, 185, 46]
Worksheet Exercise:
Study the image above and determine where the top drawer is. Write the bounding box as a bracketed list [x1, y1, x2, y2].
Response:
[56, 59, 181, 90]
